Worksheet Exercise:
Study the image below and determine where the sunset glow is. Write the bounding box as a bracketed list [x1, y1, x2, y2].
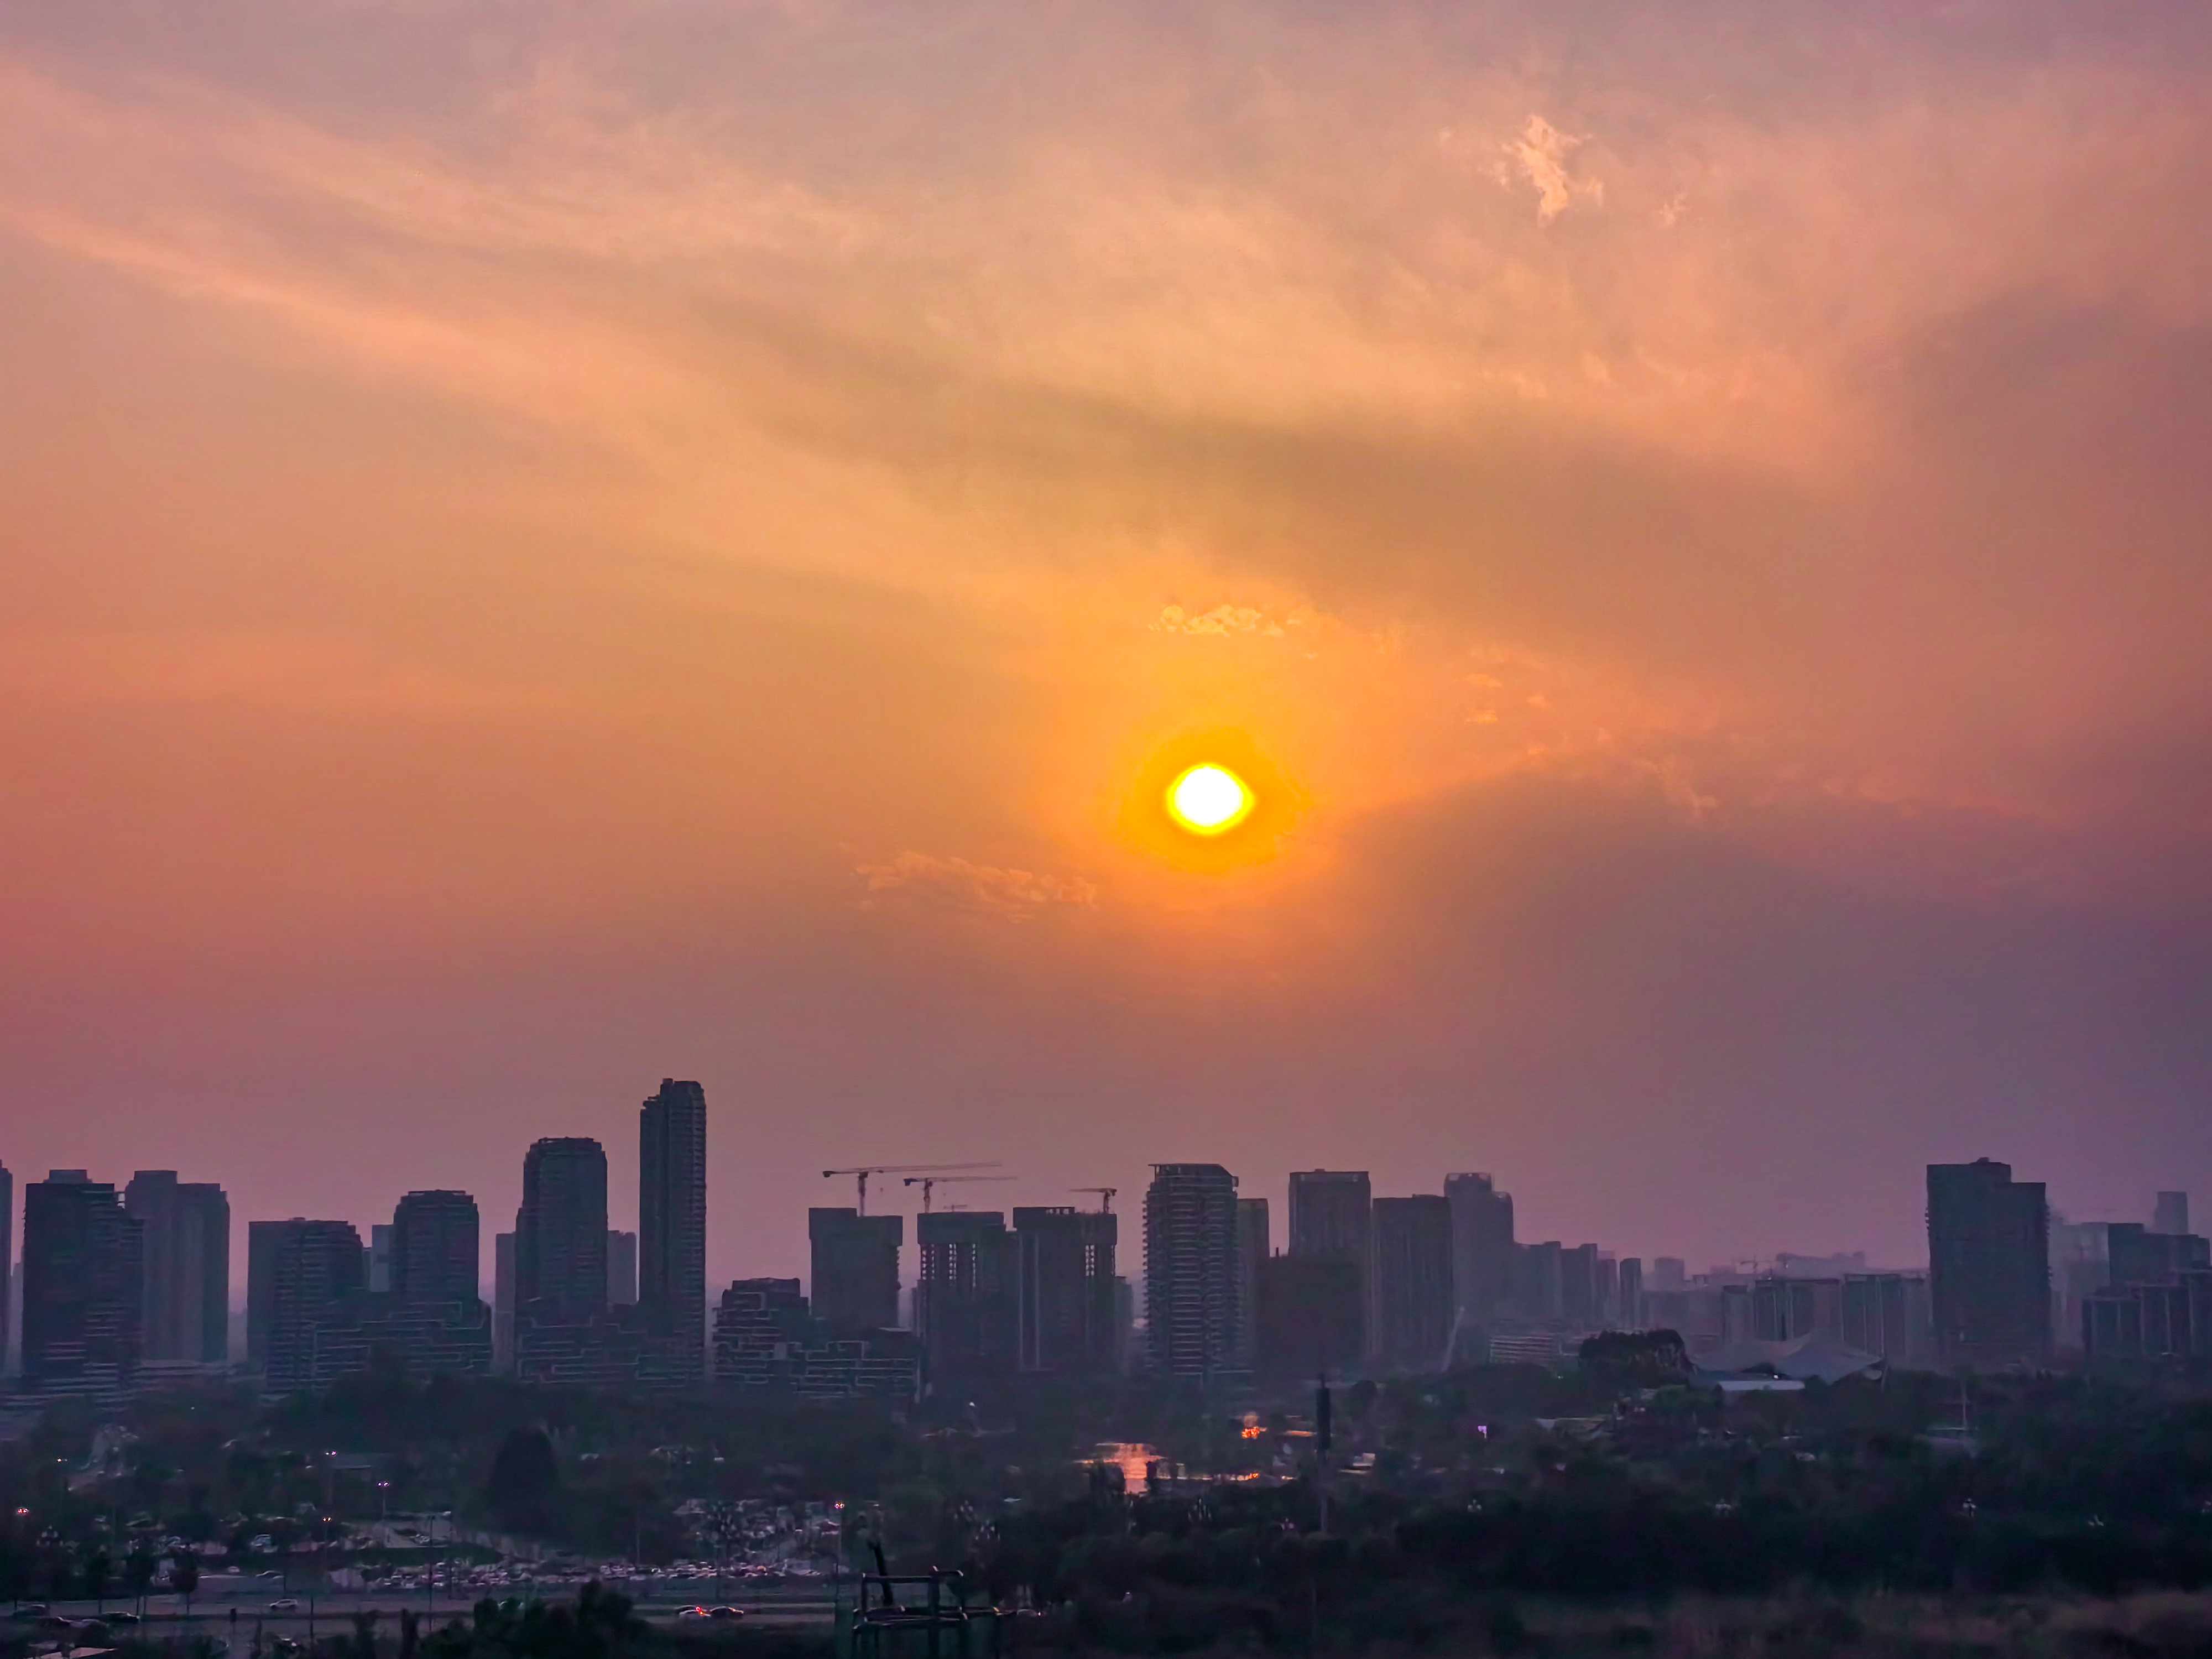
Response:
[1166, 765, 1254, 836]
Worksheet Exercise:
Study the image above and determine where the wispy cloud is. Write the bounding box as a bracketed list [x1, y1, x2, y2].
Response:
[854, 852, 1100, 921]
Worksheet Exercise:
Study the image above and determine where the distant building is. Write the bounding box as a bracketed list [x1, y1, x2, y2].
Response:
[915, 1210, 1018, 1381]
[291, 1292, 493, 1387]
[123, 1172, 229, 1366]
[1013, 1206, 1118, 1375]
[2154, 1192, 2190, 1236]
[262, 1219, 367, 1392]
[1616, 1258, 1645, 1330]
[517, 1138, 609, 1311]
[512, 1300, 700, 1390]
[1235, 1198, 1269, 1365]
[809, 1208, 903, 1333]
[368, 1225, 393, 1293]
[1255, 1255, 1363, 1377]
[712, 1278, 919, 1401]
[493, 1231, 515, 1370]
[2106, 1223, 2208, 1291]
[1512, 1240, 1564, 1321]
[20, 1172, 144, 1401]
[638, 1079, 707, 1381]
[1289, 1170, 1371, 1352]
[0, 1160, 12, 1374]
[606, 1232, 638, 1305]
[1650, 1257, 1686, 1291]
[391, 1191, 479, 1307]
[1143, 1164, 1242, 1379]
[1371, 1196, 1453, 1372]
[1560, 1244, 1601, 1329]
[1749, 1275, 1843, 1342]
[1445, 1173, 1515, 1332]
[1839, 1271, 1933, 1366]
[1927, 1160, 2051, 1370]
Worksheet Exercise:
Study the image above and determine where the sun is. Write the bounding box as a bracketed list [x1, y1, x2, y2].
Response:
[1166, 763, 1254, 836]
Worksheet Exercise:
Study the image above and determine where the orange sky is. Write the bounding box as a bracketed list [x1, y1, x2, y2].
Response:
[4, 2, 2211, 1279]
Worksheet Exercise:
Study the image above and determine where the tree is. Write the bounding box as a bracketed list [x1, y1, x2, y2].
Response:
[84, 1549, 111, 1613]
[122, 1551, 156, 1614]
[483, 1430, 561, 1537]
[1579, 1329, 1691, 1392]
[171, 1548, 200, 1619]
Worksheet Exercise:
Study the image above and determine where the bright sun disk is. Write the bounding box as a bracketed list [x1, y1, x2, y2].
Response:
[1167, 763, 1254, 834]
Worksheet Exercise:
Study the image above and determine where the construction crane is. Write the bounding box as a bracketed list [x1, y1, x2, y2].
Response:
[1071, 1187, 1118, 1213]
[821, 1162, 999, 1214]
[904, 1173, 1013, 1213]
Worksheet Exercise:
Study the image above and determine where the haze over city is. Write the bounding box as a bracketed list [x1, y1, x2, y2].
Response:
[6, 1, 2212, 1291]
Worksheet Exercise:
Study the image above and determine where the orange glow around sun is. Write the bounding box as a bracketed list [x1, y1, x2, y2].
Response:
[1166, 763, 1254, 834]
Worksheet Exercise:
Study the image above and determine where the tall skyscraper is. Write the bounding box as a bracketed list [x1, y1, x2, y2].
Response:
[1561, 1243, 1601, 1328]
[1235, 1197, 1269, 1364]
[1289, 1169, 1372, 1358]
[124, 1172, 229, 1365]
[1142, 1163, 1241, 1379]
[1444, 1173, 1515, 1328]
[20, 1172, 143, 1398]
[1254, 1255, 1363, 1376]
[638, 1079, 707, 1379]
[1014, 1206, 1118, 1374]
[1927, 1159, 2052, 1370]
[2154, 1192, 2190, 1236]
[1616, 1258, 1645, 1329]
[0, 1159, 13, 1374]
[368, 1226, 393, 1292]
[391, 1191, 480, 1306]
[915, 1211, 1018, 1379]
[516, 1138, 609, 1311]
[1372, 1195, 1453, 1371]
[261, 1220, 368, 1391]
[809, 1209, 902, 1332]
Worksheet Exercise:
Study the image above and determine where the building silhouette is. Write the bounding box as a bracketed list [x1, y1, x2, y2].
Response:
[260, 1219, 366, 1392]
[712, 1277, 919, 1401]
[809, 1208, 903, 1332]
[123, 1172, 229, 1366]
[493, 1230, 515, 1369]
[0, 1160, 13, 1374]
[915, 1211, 1018, 1380]
[20, 1172, 144, 1400]
[1142, 1164, 1242, 1379]
[1373, 1195, 1453, 1371]
[638, 1078, 707, 1379]
[1014, 1205, 1118, 1374]
[1444, 1173, 1515, 1334]
[2154, 1192, 2190, 1236]
[516, 1138, 609, 1310]
[1927, 1159, 2052, 1370]
[1289, 1169, 1372, 1358]
[390, 1191, 479, 1306]
[607, 1231, 638, 1305]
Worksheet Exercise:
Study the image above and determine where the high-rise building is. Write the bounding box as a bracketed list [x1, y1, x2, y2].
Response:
[809, 1209, 903, 1332]
[1289, 1170, 1371, 1357]
[1840, 1271, 1932, 1365]
[1560, 1244, 1601, 1328]
[607, 1231, 638, 1305]
[20, 1172, 144, 1399]
[1235, 1198, 1269, 1364]
[638, 1079, 707, 1379]
[1254, 1255, 1363, 1377]
[710, 1279, 919, 1401]
[1650, 1256, 1687, 1291]
[260, 1219, 367, 1391]
[1444, 1173, 1515, 1329]
[2106, 1222, 2210, 1291]
[493, 1231, 516, 1369]
[1617, 1258, 1645, 1329]
[516, 1139, 609, 1311]
[2154, 1192, 2190, 1236]
[390, 1191, 480, 1306]
[123, 1172, 229, 1366]
[1013, 1206, 1118, 1374]
[368, 1226, 393, 1293]
[1142, 1164, 1241, 1379]
[1927, 1159, 2052, 1370]
[1512, 1240, 1564, 1320]
[915, 1211, 1019, 1380]
[1372, 1195, 1453, 1371]
[0, 1159, 14, 1374]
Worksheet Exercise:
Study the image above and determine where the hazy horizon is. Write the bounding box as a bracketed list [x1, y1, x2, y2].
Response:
[4, 2, 2210, 1291]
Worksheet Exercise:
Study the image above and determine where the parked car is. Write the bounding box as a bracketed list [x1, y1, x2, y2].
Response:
[268, 1599, 301, 1612]
[8, 1606, 50, 1622]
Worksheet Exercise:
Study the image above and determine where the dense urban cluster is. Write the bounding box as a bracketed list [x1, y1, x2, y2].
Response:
[1, 1077, 2208, 1421]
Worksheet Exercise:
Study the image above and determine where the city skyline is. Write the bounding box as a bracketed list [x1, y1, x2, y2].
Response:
[4, 6, 2212, 1298]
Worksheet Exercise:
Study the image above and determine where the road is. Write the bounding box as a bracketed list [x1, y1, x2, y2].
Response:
[13, 1590, 839, 1639]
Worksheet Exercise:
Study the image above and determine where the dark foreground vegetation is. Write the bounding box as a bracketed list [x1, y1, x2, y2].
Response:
[4, 1353, 2212, 1654]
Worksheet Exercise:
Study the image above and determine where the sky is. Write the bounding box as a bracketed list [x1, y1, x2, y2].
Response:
[3, 1, 2211, 1289]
